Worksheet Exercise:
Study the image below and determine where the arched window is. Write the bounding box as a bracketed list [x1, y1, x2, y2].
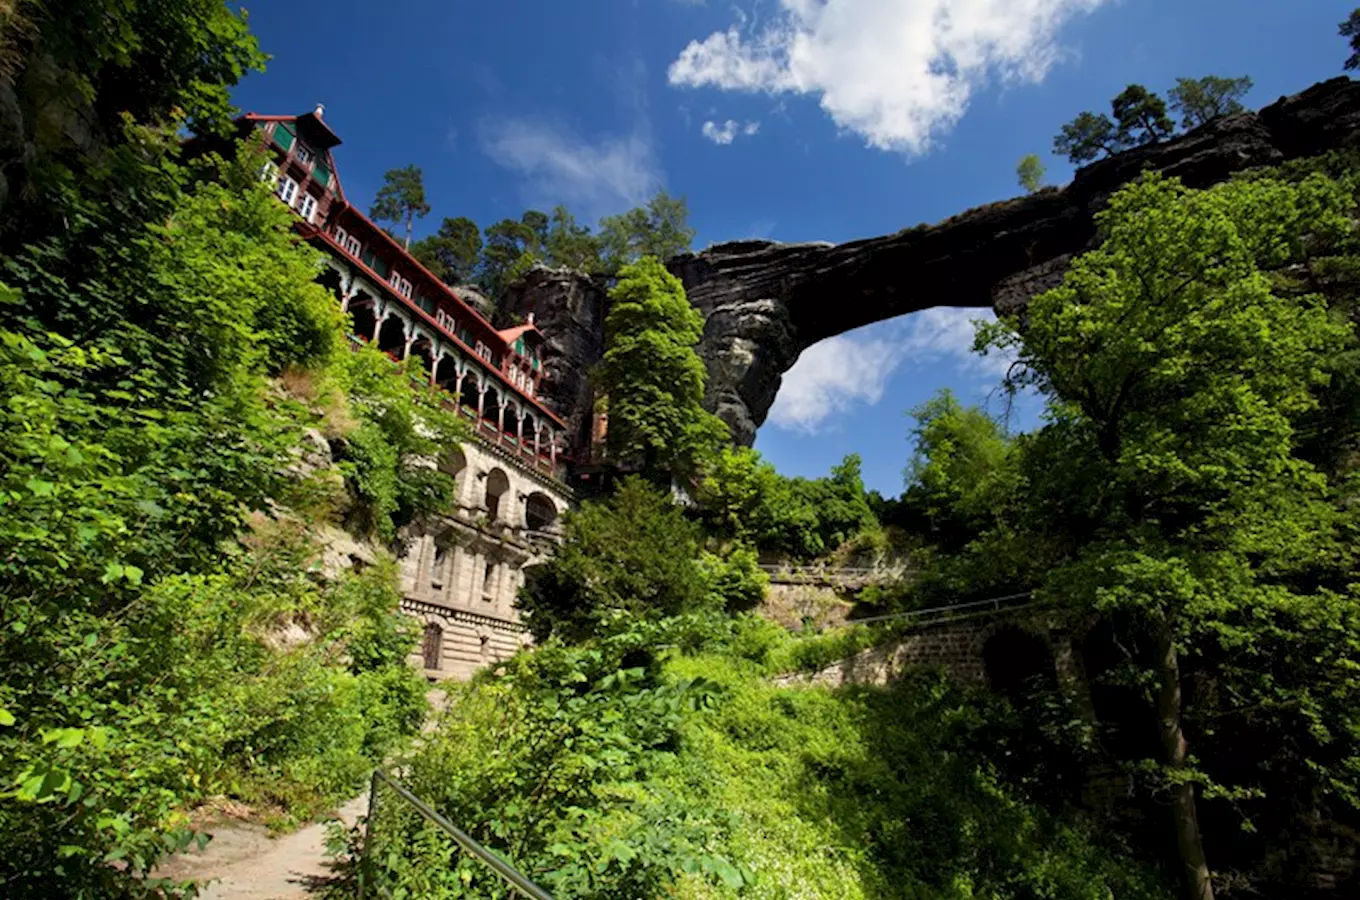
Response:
[484, 468, 510, 521]
[525, 493, 558, 531]
[422, 622, 443, 670]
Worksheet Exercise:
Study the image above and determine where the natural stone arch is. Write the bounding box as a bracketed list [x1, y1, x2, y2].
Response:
[524, 492, 558, 531]
[484, 467, 510, 523]
[661, 79, 1360, 445]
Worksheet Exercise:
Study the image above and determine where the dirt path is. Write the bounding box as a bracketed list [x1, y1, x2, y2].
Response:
[154, 796, 366, 899]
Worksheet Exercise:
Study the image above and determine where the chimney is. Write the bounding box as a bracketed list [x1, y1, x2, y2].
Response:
[527, 312, 535, 325]
[314, 103, 325, 119]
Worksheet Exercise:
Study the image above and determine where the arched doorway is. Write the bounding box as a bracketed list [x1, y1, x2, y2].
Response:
[484, 468, 510, 522]
[524, 492, 558, 532]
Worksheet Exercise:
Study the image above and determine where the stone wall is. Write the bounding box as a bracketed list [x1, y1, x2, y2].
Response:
[397, 437, 571, 680]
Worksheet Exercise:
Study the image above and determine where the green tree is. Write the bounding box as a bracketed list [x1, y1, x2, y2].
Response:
[1342, 9, 1360, 70]
[1111, 84, 1175, 147]
[517, 477, 714, 641]
[480, 212, 546, 298]
[981, 171, 1359, 900]
[1016, 154, 1047, 194]
[598, 190, 696, 274]
[369, 165, 431, 249]
[904, 390, 1016, 550]
[410, 215, 482, 285]
[0, 0, 266, 239]
[595, 257, 729, 481]
[1053, 111, 1122, 164]
[544, 205, 603, 271]
[1167, 76, 1253, 129]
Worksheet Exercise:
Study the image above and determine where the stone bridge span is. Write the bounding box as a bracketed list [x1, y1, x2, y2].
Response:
[667, 77, 1360, 444]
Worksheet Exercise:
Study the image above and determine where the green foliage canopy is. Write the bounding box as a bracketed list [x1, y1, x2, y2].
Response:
[979, 170, 1360, 898]
[1167, 76, 1253, 129]
[1016, 153, 1046, 193]
[369, 165, 431, 249]
[517, 478, 717, 642]
[595, 257, 728, 481]
[410, 215, 482, 285]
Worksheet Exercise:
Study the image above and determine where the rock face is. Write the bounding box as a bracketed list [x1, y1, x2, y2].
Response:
[667, 77, 1360, 445]
[500, 265, 610, 453]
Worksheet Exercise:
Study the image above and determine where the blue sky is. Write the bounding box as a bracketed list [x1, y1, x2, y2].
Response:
[231, 0, 1352, 495]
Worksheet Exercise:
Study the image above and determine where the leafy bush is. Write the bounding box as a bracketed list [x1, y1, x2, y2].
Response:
[697, 448, 878, 560]
[518, 477, 719, 641]
[349, 615, 1167, 900]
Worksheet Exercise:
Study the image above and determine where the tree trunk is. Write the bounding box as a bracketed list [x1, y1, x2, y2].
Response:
[1152, 619, 1215, 900]
[404, 212, 412, 249]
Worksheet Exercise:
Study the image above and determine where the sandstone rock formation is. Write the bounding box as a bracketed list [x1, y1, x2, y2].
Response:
[500, 265, 610, 453]
[668, 77, 1360, 445]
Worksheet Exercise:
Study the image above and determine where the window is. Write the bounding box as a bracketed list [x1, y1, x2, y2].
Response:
[416, 294, 437, 315]
[482, 563, 496, 599]
[474, 341, 493, 363]
[294, 143, 314, 166]
[343, 233, 361, 257]
[334, 226, 348, 245]
[514, 338, 525, 356]
[273, 122, 295, 152]
[259, 161, 279, 186]
[389, 272, 412, 299]
[298, 193, 318, 223]
[312, 162, 331, 188]
[436, 310, 457, 333]
[278, 176, 299, 206]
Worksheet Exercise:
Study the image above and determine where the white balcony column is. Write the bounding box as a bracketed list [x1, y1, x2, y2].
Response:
[476, 384, 488, 421]
[429, 352, 442, 386]
[516, 413, 526, 449]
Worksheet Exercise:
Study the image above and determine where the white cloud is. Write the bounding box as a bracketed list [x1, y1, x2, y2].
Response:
[900, 307, 1013, 378]
[767, 308, 1011, 433]
[769, 333, 902, 433]
[701, 118, 761, 144]
[668, 0, 1108, 154]
[478, 118, 661, 218]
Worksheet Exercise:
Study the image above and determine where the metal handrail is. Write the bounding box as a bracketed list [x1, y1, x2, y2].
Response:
[359, 769, 556, 900]
[841, 592, 1035, 627]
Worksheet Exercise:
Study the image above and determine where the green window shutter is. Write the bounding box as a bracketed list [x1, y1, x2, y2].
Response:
[514, 338, 525, 355]
[312, 162, 331, 188]
[362, 248, 376, 269]
[274, 122, 295, 151]
[417, 294, 436, 315]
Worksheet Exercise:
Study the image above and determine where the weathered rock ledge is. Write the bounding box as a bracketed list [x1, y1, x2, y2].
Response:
[667, 77, 1360, 445]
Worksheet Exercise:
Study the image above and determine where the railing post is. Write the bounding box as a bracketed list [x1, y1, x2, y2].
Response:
[358, 769, 381, 900]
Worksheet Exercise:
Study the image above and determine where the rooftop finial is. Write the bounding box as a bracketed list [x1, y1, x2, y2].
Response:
[314, 103, 325, 119]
